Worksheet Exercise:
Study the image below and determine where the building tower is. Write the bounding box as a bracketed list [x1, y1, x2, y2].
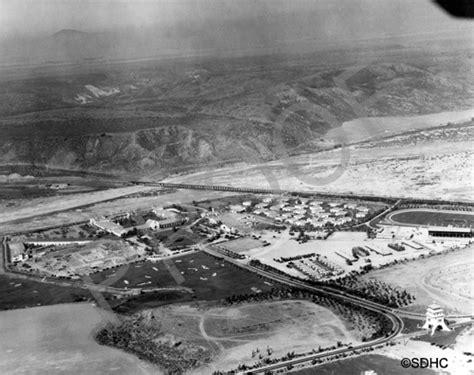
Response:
[422, 303, 451, 335]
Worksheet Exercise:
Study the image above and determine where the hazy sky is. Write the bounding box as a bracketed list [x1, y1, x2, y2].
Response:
[0, 0, 472, 40]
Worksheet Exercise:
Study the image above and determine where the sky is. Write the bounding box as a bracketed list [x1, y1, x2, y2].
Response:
[0, 0, 472, 64]
[0, 0, 472, 40]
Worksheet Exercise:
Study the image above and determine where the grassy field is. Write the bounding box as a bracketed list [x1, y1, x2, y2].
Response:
[389, 210, 474, 227]
[219, 237, 266, 253]
[89, 251, 274, 302]
[196, 195, 254, 210]
[112, 290, 193, 314]
[0, 274, 92, 310]
[416, 326, 469, 347]
[401, 317, 424, 334]
[0, 184, 57, 200]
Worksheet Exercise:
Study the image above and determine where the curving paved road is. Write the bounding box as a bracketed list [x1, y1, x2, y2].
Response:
[201, 245, 405, 374]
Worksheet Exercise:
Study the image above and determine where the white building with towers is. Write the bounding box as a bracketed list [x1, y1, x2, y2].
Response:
[422, 303, 451, 335]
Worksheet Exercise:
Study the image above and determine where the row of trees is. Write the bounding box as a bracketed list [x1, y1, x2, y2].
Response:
[326, 275, 415, 308]
[249, 258, 414, 308]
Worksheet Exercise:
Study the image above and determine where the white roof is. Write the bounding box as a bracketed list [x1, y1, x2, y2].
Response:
[428, 226, 471, 233]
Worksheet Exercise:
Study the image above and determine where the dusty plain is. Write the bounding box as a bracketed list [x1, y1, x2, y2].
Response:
[166, 114, 474, 201]
[360, 245, 474, 315]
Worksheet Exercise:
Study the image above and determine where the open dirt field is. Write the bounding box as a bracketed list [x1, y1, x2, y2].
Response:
[0, 303, 159, 375]
[246, 230, 368, 276]
[454, 326, 474, 354]
[166, 142, 474, 201]
[199, 300, 360, 373]
[166, 114, 474, 201]
[143, 300, 359, 374]
[361, 246, 474, 314]
[245, 229, 445, 277]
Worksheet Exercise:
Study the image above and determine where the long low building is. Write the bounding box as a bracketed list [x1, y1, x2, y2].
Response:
[90, 218, 127, 237]
[428, 226, 472, 238]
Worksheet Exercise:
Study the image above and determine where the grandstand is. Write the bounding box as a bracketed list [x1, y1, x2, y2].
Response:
[428, 226, 472, 238]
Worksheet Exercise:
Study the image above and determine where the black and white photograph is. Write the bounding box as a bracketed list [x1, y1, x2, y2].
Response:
[0, 1, 473, 374]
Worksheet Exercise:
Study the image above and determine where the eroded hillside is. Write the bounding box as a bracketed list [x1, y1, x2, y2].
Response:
[0, 45, 472, 177]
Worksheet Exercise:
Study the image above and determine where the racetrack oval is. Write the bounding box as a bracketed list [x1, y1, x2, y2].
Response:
[386, 209, 474, 227]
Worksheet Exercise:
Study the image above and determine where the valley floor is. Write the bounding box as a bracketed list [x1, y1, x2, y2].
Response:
[165, 110, 474, 202]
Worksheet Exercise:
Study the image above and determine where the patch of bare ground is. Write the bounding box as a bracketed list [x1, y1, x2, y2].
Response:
[0, 303, 159, 375]
[194, 300, 360, 374]
[96, 300, 361, 374]
[165, 118, 474, 201]
[454, 326, 474, 353]
[361, 245, 474, 315]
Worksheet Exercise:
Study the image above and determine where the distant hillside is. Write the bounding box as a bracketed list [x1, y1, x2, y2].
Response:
[0, 47, 472, 178]
[52, 29, 89, 38]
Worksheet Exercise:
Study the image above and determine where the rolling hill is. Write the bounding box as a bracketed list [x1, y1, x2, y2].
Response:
[0, 44, 472, 178]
